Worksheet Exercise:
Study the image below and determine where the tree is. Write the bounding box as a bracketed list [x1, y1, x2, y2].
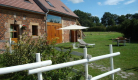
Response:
[125, 14, 132, 19]
[108, 19, 115, 26]
[92, 16, 100, 26]
[132, 13, 138, 19]
[112, 14, 119, 25]
[101, 12, 113, 26]
[120, 19, 138, 41]
[74, 10, 97, 27]
[117, 15, 126, 24]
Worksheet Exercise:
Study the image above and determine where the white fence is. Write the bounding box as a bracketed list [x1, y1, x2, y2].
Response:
[0, 44, 121, 80]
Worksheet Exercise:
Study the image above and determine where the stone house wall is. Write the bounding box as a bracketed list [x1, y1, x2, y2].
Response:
[0, 8, 46, 51]
[0, 8, 77, 51]
[62, 17, 76, 43]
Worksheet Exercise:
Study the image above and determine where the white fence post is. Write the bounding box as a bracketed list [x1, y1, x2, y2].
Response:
[109, 44, 114, 80]
[36, 53, 43, 80]
[9, 38, 12, 53]
[84, 48, 88, 80]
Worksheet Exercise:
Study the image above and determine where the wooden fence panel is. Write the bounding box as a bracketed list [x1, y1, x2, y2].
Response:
[47, 22, 62, 44]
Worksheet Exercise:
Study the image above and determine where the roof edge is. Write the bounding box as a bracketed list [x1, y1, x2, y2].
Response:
[49, 9, 79, 19]
[0, 4, 45, 15]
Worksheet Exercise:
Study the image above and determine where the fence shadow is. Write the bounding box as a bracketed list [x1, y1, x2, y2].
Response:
[123, 67, 138, 72]
[105, 45, 126, 47]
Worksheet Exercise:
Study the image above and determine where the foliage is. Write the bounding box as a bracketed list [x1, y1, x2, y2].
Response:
[101, 12, 119, 26]
[74, 10, 100, 27]
[106, 25, 121, 32]
[120, 19, 138, 41]
[0, 33, 82, 80]
[87, 26, 106, 31]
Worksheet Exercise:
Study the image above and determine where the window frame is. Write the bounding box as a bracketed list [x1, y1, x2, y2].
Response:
[62, 6, 69, 12]
[47, 14, 61, 23]
[24, 0, 31, 3]
[45, 0, 54, 7]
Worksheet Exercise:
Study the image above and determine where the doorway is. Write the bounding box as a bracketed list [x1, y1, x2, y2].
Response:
[71, 30, 77, 42]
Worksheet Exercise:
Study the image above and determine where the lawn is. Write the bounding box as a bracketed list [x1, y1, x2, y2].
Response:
[0, 32, 138, 80]
[56, 32, 138, 80]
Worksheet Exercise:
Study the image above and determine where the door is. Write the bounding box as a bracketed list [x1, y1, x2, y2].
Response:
[47, 22, 62, 44]
[10, 24, 19, 43]
[71, 30, 77, 42]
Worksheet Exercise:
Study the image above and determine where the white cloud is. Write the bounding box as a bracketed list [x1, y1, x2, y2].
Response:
[104, 0, 124, 5]
[68, 0, 84, 3]
[98, 2, 102, 5]
[124, 0, 136, 5]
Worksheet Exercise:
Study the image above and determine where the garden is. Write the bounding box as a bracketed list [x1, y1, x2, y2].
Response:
[0, 32, 138, 80]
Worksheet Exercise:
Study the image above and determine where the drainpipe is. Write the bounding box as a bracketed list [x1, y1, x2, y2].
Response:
[45, 10, 49, 38]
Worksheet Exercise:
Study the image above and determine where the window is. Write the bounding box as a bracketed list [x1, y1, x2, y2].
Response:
[10, 24, 19, 38]
[32, 25, 38, 36]
[62, 6, 69, 12]
[47, 14, 61, 23]
[24, 0, 31, 3]
[24, 0, 29, 2]
[45, 0, 54, 7]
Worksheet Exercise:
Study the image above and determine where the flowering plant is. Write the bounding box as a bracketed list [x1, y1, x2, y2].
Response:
[22, 25, 27, 28]
[21, 25, 28, 29]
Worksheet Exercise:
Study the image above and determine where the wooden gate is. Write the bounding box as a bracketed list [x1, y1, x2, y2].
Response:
[47, 22, 62, 43]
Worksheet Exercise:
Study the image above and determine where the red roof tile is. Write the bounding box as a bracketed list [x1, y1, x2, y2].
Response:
[39, 0, 78, 18]
[0, 0, 44, 14]
[0, 0, 78, 18]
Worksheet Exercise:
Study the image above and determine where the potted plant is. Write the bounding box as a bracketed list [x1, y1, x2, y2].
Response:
[22, 25, 27, 30]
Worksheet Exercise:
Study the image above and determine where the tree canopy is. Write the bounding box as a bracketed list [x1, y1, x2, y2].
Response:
[74, 10, 101, 27]
[74, 9, 138, 41]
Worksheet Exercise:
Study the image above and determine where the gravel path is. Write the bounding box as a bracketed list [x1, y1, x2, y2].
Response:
[88, 63, 135, 79]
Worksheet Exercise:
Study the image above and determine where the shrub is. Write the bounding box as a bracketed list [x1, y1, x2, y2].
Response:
[87, 26, 106, 31]
[120, 19, 138, 41]
[0, 33, 83, 80]
[106, 25, 121, 32]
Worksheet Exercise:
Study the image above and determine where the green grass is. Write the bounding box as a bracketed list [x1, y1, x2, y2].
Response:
[56, 32, 138, 80]
[0, 32, 138, 80]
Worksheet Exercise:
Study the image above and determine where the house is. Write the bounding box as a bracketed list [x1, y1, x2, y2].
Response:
[0, 0, 79, 47]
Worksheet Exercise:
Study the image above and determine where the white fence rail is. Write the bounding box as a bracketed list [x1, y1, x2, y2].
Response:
[0, 44, 121, 80]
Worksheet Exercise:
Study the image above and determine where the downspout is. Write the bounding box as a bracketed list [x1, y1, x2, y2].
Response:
[33, 0, 49, 38]
[45, 10, 49, 37]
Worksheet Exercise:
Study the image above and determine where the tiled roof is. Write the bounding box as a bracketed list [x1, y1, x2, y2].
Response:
[0, 0, 44, 14]
[39, 0, 78, 18]
[0, 0, 78, 18]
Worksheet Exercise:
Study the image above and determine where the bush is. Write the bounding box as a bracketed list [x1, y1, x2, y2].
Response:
[106, 25, 121, 32]
[0, 33, 83, 80]
[120, 19, 138, 41]
[87, 26, 106, 31]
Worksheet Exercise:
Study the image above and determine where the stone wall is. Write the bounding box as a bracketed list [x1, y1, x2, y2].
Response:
[62, 17, 76, 43]
[0, 8, 46, 41]
[0, 8, 46, 51]
[0, 8, 77, 51]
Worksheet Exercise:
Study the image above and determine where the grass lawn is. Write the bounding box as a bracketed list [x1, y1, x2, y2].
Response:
[56, 32, 138, 80]
[0, 32, 138, 80]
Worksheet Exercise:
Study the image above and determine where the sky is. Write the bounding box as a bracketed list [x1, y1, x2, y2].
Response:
[61, 0, 138, 19]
